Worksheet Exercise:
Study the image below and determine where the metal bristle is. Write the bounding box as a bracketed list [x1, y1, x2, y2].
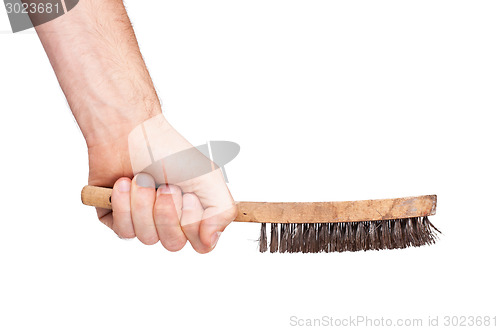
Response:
[285, 224, 292, 251]
[305, 224, 315, 253]
[347, 222, 356, 252]
[270, 223, 278, 253]
[392, 219, 404, 248]
[318, 224, 328, 252]
[258, 217, 440, 253]
[294, 224, 303, 252]
[278, 224, 286, 253]
[368, 221, 379, 250]
[379, 220, 390, 249]
[356, 221, 367, 251]
[312, 224, 320, 253]
[259, 223, 267, 252]
[329, 223, 337, 252]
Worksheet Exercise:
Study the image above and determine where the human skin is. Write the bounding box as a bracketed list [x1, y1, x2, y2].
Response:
[33, 0, 237, 253]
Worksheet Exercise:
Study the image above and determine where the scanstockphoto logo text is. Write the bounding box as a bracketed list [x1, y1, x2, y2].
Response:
[3, 0, 79, 33]
[289, 315, 498, 327]
[290, 316, 424, 328]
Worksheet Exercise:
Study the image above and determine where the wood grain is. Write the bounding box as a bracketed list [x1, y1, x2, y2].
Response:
[81, 185, 437, 223]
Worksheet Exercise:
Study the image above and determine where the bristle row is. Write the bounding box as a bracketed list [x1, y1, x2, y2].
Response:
[258, 217, 440, 253]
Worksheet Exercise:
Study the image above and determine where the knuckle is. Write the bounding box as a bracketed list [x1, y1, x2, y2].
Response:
[161, 237, 186, 252]
[139, 235, 159, 245]
[117, 230, 136, 239]
[194, 245, 212, 254]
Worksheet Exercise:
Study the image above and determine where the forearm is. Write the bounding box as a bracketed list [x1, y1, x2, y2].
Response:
[34, 0, 161, 147]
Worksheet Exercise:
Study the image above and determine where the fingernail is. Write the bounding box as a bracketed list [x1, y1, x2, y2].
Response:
[158, 185, 173, 195]
[211, 231, 222, 249]
[135, 173, 155, 188]
[117, 180, 130, 193]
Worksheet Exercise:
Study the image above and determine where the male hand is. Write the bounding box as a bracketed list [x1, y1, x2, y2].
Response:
[33, 0, 237, 252]
[88, 114, 237, 253]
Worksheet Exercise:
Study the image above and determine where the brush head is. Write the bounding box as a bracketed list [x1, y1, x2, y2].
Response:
[258, 216, 440, 253]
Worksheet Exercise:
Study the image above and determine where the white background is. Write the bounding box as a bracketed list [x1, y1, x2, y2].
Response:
[0, 1, 499, 329]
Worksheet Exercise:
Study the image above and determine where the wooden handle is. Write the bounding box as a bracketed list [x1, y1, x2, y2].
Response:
[81, 186, 113, 209]
[82, 185, 437, 223]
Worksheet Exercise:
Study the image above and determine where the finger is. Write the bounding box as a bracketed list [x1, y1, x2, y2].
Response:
[154, 184, 186, 251]
[111, 178, 135, 239]
[195, 171, 237, 250]
[131, 173, 159, 245]
[199, 204, 237, 251]
[180, 193, 207, 253]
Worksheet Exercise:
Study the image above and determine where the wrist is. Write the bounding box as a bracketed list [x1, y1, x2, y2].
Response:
[78, 101, 162, 149]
